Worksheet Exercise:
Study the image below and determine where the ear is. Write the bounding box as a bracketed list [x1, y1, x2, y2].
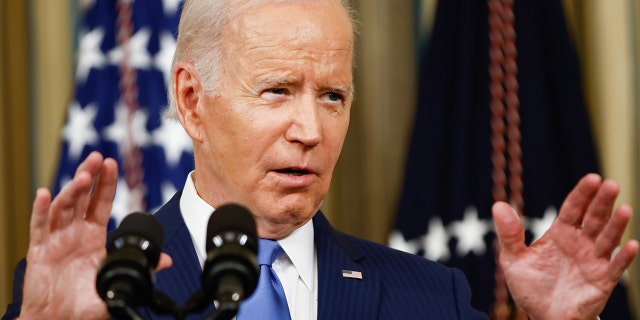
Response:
[174, 61, 204, 142]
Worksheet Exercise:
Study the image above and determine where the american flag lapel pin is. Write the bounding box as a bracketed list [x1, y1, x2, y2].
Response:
[342, 269, 363, 280]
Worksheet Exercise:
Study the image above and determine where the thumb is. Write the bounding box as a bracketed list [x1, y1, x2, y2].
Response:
[493, 201, 526, 258]
[156, 253, 173, 272]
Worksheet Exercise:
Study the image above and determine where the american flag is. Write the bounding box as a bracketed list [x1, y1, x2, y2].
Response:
[391, 0, 634, 318]
[341, 270, 363, 280]
[53, 0, 192, 229]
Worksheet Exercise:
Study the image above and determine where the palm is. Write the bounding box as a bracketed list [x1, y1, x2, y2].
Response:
[494, 174, 639, 320]
[22, 217, 108, 318]
[19, 152, 117, 320]
[503, 221, 611, 318]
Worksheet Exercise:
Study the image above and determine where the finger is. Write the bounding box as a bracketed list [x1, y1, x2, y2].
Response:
[29, 188, 52, 246]
[72, 151, 106, 221]
[73, 151, 104, 180]
[595, 204, 632, 258]
[48, 171, 94, 231]
[582, 179, 620, 239]
[85, 158, 119, 225]
[608, 239, 639, 282]
[156, 253, 173, 272]
[556, 173, 601, 226]
[48, 152, 105, 229]
[493, 201, 526, 259]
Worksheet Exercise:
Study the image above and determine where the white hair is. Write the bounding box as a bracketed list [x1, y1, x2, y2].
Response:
[165, 0, 358, 119]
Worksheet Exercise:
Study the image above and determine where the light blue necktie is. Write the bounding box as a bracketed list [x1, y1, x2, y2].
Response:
[237, 239, 291, 320]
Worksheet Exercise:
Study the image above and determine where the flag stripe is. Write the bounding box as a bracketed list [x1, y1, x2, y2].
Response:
[54, 0, 192, 229]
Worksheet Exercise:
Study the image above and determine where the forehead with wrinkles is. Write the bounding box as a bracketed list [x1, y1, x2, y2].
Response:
[226, 2, 353, 50]
[221, 1, 354, 84]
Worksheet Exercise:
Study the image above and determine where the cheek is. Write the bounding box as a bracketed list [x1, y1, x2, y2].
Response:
[202, 99, 258, 147]
[325, 114, 350, 157]
[210, 110, 287, 175]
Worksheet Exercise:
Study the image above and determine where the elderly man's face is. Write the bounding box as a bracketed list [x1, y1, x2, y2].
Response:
[190, 1, 353, 239]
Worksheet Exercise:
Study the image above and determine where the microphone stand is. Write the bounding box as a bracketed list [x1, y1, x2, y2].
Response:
[106, 299, 145, 320]
[205, 302, 239, 320]
[181, 288, 241, 320]
[107, 287, 243, 320]
[148, 291, 185, 320]
[203, 275, 246, 320]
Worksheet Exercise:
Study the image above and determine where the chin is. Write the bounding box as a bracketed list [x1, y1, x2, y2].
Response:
[268, 204, 315, 223]
[253, 201, 314, 223]
[254, 211, 312, 239]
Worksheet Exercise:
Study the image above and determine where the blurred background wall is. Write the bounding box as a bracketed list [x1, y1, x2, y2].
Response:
[563, 0, 640, 313]
[0, 0, 638, 316]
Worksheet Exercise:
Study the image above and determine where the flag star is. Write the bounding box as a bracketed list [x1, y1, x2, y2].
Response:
[449, 206, 491, 256]
[152, 115, 193, 166]
[76, 28, 107, 82]
[111, 179, 131, 225]
[149, 181, 177, 214]
[423, 216, 450, 261]
[80, 0, 96, 10]
[108, 27, 153, 69]
[111, 178, 146, 226]
[57, 176, 72, 192]
[528, 206, 557, 242]
[387, 230, 421, 255]
[103, 101, 152, 149]
[62, 102, 99, 159]
[154, 32, 177, 86]
[161, 181, 178, 205]
[162, 0, 183, 15]
[130, 109, 152, 146]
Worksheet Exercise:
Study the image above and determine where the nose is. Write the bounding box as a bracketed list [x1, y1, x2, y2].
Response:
[285, 95, 322, 147]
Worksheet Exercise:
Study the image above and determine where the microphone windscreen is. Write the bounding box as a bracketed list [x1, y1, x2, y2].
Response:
[111, 212, 165, 249]
[206, 203, 257, 251]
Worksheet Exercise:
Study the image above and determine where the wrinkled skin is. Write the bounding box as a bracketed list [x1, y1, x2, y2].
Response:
[174, 0, 353, 240]
[13, 1, 638, 319]
[17, 152, 172, 320]
[494, 174, 639, 319]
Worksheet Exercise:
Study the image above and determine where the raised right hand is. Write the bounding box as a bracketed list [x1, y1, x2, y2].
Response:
[18, 151, 117, 319]
[17, 152, 172, 320]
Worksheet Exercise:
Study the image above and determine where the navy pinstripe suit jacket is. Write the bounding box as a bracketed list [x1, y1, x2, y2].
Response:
[147, 191, 488, 319]
[3, 190, 487, 319]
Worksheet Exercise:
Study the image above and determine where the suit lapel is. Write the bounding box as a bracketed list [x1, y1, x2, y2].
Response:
[152, 191, 215, 317]
[314, 213, 381, 320]
[152, 195, 382, 319]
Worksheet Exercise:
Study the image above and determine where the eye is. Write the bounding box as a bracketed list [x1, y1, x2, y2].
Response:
[260, 87, 290, 103]
[325, 92, 344, 102]
[268, 88, 286, 95]
[319, 91, 347, 110]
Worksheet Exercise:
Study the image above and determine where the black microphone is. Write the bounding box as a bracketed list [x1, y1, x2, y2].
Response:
[96, 212, 164, 319]
[200, 203, 259, 319]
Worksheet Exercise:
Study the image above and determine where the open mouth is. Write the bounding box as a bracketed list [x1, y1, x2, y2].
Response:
[275, 168, 310, 176]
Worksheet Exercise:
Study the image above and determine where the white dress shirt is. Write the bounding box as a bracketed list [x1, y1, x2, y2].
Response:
[179, 171, 318, 319]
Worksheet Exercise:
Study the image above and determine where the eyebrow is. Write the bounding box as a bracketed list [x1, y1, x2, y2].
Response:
[323, 85, 354, 98]
[255, 74, 299, 87]
[254, 74, 354, 98]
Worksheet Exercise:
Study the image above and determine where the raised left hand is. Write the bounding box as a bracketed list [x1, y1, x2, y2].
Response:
[493, 173, 639, 320]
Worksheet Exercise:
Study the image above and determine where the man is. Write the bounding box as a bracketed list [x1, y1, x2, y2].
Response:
[4, 0, 639, 319]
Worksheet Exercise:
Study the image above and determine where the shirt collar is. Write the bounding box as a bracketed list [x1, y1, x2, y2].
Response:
[179, 171, 316, 291]
[279, 218, 315, 291]
[180, 171, 213, 268]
